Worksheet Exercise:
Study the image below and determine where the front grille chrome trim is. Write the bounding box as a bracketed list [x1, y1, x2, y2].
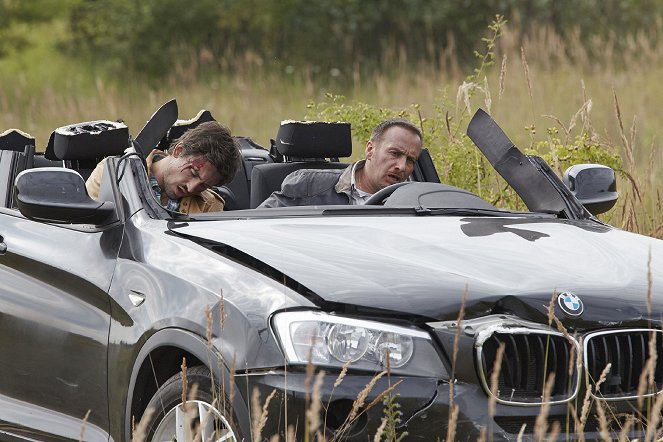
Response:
[583, 328, 663, 401]
[476, 327, 581, 407]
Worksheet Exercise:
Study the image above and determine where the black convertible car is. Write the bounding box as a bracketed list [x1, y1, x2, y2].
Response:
[0, 100, 660, 442]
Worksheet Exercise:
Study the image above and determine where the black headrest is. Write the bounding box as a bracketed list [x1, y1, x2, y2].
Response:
[0, 129, 35, 152]
[157, 109, 215, 151]
[275, 121, 352, 158]
[45, 120, 129, 161]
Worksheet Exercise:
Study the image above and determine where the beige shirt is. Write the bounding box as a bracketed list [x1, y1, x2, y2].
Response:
[85, 149, 225, 214]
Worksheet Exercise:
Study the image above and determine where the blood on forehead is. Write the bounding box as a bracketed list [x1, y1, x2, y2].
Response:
[185, 156, 211, 169]
[182, 155, 221, 186]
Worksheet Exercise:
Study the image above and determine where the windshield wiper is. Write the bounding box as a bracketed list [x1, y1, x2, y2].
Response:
[319, 206, 554, 217]
[422, 207, 556, 217]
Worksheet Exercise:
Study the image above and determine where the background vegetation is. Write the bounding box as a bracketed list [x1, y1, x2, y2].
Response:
[0, 0, 662, 236]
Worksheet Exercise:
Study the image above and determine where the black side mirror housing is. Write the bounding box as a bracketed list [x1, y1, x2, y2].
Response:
[563, 164, 618, 216]
[14, 168, 117, 225]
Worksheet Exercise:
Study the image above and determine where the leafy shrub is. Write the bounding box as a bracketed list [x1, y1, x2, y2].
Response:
[531, 132, 623, 176]
[306, 93, 624, 212]
[306, 14, 624, 213]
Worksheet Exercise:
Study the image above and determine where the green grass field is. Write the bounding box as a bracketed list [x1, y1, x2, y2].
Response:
[1, 20, 661, 236]
[4, 18, 663, 441]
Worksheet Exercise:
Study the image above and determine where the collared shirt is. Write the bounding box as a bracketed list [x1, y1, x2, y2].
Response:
[85, 149, 225, 214]
[149, 169, 181, 212]
[260, 161, 369, 208]
[349, 160, 373, 205]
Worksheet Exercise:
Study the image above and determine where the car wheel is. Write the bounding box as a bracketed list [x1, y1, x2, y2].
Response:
[141, 365, 241, 442]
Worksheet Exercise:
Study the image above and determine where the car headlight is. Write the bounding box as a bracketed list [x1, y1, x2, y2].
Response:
[272, 311, 448, 378]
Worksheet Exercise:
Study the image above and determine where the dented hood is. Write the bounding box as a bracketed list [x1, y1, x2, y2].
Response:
[173, 215, 663, 324]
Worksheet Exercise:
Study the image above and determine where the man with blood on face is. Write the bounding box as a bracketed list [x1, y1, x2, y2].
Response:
[259, 119, 423, 207]
[86, 121, 241, 214]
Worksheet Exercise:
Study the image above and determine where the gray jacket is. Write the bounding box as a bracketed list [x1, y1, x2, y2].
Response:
[259, 164, 356, 208]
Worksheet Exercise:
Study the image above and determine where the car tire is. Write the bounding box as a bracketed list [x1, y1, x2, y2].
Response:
[139, 365, 242, 442]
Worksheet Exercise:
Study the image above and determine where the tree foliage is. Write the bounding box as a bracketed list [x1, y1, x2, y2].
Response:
[65, 0, 224, 77]
[50, 0, 663, 80]
[0, 0, 68, 56]
[3, 0, 663, 81]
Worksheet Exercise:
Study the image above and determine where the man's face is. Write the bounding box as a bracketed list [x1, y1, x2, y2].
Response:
[362, 125, 423, 194]
[161, 144, 222, 200]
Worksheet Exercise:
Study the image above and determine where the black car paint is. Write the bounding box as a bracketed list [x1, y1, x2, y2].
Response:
[172, 214, 661, 325]
[0, 111, 658, 441]
[0, 206, 119, 439]
[103, 158, 313, 439]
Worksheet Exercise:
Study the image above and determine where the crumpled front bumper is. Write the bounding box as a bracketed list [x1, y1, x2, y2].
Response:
[244, 370, 486, 440]
[242, 370, 647, 441]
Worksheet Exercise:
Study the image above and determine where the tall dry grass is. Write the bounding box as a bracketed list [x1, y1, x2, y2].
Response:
[0, 20, 658, 163]
[130, 292, 663, 442]
[1, 19, 661, 235]
[7, 19, 659, 442]
[128, 234, 663, 441]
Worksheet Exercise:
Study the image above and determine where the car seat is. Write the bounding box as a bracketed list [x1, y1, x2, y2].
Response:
[0, 129, 35, 208]
[249, 121, 352, 208]
[43, 121, 129, 181]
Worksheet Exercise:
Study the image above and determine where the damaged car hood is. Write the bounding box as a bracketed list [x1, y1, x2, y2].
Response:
[173, 215, 663, 324]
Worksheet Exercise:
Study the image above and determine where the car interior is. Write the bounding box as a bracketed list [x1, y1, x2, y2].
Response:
[247, 121, 352, 209]
[0, 109, 444, 213]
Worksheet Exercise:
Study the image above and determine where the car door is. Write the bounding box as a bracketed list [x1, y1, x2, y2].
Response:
[466, 108, 588, 219]
[0, 206, 122, 441]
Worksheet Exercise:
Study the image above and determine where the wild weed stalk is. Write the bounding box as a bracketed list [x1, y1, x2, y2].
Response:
[126, 15, 663, 441]
[129, 287, 663, 442]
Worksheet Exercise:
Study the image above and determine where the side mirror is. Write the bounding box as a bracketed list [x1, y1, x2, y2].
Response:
[563, 164, 618, 216]
[14, 168, 117, 225]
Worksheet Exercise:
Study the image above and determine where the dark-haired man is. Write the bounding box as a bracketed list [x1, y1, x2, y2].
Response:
[86, 121, 241, 213]
[259, 118, 423, 207]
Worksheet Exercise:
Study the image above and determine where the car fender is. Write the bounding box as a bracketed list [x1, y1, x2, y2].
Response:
[124, 327, 251, 441]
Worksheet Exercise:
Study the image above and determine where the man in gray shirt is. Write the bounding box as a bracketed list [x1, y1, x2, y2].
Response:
[259, 118, 423, 207]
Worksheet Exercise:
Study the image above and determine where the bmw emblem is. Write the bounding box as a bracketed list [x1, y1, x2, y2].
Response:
[557, 292, 584, 316]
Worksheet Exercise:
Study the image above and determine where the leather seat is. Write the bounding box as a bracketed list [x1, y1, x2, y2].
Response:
[249, 121, 352, 208]
[0, 129, 35, 207]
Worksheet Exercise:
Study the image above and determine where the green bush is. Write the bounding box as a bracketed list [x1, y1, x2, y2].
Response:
[305, 14, 624, 212]
[530, 132, 623, 176]
[306, 93, 624, 212]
